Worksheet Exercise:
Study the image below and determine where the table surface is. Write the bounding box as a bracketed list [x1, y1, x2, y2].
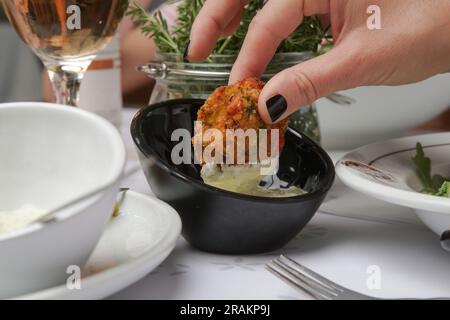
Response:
[110, 109, 450, 300]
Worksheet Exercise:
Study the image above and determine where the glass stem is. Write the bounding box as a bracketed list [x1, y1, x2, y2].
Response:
[46, 63, 90, 107]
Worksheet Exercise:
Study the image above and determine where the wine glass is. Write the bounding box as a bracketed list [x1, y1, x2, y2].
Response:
[2, 0, 129, 106]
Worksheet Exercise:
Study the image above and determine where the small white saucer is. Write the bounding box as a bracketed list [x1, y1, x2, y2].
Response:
[13, 191, 181, 300]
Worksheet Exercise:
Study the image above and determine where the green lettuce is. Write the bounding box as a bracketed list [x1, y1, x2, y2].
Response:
[412, 143, 450, 197]
[435, 181, 450, 198]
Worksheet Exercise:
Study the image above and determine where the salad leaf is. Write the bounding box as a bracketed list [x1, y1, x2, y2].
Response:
[435, 181, 450, 198]
[412, 142, 450, 196]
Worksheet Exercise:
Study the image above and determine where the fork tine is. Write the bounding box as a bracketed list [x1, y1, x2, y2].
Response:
[265, 262, 332, 300]
[273, 258, 339, 299]
[265, 263, 318, 299]
[280, 255, 345, 292]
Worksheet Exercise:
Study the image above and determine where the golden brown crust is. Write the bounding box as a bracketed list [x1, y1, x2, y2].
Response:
[194, 78, 288, 164]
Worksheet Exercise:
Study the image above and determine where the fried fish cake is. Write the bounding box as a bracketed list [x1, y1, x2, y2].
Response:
[194, 78, 288, 164]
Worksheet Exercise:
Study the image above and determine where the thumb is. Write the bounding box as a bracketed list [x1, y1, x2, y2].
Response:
[258, 42, 364, 124]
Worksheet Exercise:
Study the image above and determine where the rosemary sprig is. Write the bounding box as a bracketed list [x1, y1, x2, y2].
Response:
[127, 0, 330, 55]
[127, 2, 182, 53]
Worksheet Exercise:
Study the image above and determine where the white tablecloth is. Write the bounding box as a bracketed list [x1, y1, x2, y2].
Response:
[111, 109, 450, 300]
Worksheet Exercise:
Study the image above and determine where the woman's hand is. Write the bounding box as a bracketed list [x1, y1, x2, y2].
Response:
[187, 0, 450, 123]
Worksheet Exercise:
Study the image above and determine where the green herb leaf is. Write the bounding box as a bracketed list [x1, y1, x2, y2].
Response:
[413, 142, 434, 191]
[127, 2, 182, 53]
[127, 0, 330, 55]
[413, 142, 450, 195]
[435, 181, 450, 197]
[245, 106, 254, 117]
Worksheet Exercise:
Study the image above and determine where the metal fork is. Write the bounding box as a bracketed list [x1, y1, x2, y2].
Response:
[266, 255, 449, 300]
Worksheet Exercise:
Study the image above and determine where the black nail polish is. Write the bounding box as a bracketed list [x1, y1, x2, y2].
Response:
[183, 40, 191, 63]
[266, 94, 288, 122]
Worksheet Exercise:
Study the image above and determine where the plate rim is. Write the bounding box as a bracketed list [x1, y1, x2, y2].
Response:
[336, 132, 450, 215]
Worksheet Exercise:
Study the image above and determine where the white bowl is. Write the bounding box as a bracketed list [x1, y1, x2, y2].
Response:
[317, 74, 450, 149]
[335, 132, 450, 238]
[0, 102, 125, 298]
[14, 191, 182, 300]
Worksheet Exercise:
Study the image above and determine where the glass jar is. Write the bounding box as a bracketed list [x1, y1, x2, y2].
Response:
[139, 52, 321, 143]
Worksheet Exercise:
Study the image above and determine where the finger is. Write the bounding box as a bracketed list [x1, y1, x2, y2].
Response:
[221, 7, 244, 37]
[258, 40, 365, 124]
[230, 0, 330, 83]
[188, 0, 250, 62]
[317, 14, 330, 30]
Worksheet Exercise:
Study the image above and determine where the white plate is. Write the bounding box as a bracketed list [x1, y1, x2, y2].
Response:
[320, 178, 424, 227]
[320, 151, 423, 227]
[13, 191, 181, 300]
[335, 133, 450, 236]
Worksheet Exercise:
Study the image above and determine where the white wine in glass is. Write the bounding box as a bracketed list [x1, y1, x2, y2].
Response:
[2, 0, 129, 106]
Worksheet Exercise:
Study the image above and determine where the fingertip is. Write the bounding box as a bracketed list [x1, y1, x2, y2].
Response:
[228, 73, 239, 85]
[229, 66, 260, 85]
[260, 93, 289, 125]
[228, 70, 247, 85]
[187, 35, 215, 62]
[257, 99, 274, 125]
[258, 83, 274, 124]
[259, 75, 296, 125]
[187, 19, 217, 62]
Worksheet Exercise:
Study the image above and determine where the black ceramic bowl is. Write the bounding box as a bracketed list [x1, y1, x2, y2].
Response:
[131, 99, 335, 254]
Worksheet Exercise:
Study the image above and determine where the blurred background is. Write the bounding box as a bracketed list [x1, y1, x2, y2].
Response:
[0, 5, 42, 102]
[0, 0, 164, 105]
[0, 0, 449, 137]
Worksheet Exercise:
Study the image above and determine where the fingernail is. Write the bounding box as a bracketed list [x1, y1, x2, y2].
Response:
[266, 94, 288, 122]
[183, 40, 191, 63]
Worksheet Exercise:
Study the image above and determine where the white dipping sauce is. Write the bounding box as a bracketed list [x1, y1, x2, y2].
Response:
[201, 163, 306, 197]
[0, 205, 47, 235]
